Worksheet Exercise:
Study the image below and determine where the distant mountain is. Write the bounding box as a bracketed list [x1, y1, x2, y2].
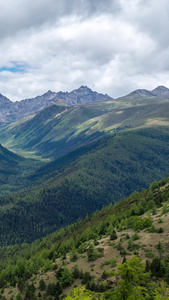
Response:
[127, 85, 169, 98]
[55, 85, 112, 104]
[0, 86, 112, 123]
[1, 85, 169, 123]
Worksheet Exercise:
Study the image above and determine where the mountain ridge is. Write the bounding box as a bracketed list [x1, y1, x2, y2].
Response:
[1, 85, 169, 123]
[127, 85, 169, 97]
[0, 86, 112, 123]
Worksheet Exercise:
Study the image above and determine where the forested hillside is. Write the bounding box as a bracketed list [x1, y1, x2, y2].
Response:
[0, 177, 169, 299]
[1, 127, 169, 245]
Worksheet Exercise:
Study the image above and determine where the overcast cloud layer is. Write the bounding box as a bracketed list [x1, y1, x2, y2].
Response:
[0, 0, 169, 101]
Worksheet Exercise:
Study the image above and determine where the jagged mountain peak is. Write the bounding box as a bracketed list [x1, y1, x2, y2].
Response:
[38, 90, 57, 100]
[78, 85, 91, 91]
[44, 90, 55, 95]
[54, 86, 112, 105]
[72, 85, 93, 94]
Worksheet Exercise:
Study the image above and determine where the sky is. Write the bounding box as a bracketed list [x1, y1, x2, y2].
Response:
[0, 0, 169, 101]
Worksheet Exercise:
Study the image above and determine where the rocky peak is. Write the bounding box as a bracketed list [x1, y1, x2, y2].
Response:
[78, 85, 90, 91]
[63, 86, 112, 104]
[151, 86, 169, 96]
[40, 90, 56, 97]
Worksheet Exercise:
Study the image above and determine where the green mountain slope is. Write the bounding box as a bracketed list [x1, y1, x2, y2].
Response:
[0, 177, 169, 299]
[0, 144, 43, 195]
[1, 94, 169, 159]
[1, 127, 169, 245]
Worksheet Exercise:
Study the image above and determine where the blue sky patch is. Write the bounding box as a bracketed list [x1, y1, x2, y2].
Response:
[0, 61, 28, 73]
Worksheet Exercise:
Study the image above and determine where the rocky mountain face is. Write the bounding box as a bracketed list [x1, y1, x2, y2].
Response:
[0, 94, 15, 123]
[55, 85, 112, 104]
[0, 86, 112, 123]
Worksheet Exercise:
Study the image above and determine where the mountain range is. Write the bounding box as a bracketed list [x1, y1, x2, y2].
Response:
[1, 85, 169, 124]
[0, 85, 112, 123]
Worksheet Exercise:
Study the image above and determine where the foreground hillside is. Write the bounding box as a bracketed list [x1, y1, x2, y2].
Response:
[0, 177, 169, 299]
[1, 127, 169, 245]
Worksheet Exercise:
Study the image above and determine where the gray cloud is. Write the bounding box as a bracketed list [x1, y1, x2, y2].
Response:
[0, 0, 120, 37]
[0, 0, 169, 100]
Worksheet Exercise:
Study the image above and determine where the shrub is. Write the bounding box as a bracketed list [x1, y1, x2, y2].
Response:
[110, 229, 117, 240]
[87, 245, 104, 261]
[148, 225, 157, 233]
[158, 227, 164, 233]
[143, 217, 153, 229]
[133, 219, 143, 231]
[39, 279, 46, 291]
[132, 232, 140, 241]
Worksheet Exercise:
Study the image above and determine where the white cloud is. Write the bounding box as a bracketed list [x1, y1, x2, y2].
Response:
[0, 0, 169, 100]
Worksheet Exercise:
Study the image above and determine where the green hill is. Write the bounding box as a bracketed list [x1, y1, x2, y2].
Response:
[0, 177, 169, 299]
